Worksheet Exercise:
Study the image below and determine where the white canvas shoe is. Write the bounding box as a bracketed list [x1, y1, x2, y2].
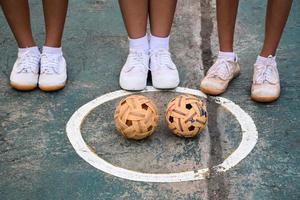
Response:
[200, 57, 240, 95]
[39, 53, 67, 91]
[119, 49, 149, 91]
[251, 56, 280, 102]
[150, 49, 180, 89]
[10, 50, 40, 91]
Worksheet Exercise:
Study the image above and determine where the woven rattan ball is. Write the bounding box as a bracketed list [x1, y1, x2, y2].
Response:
[165, 94, 208, 138]
[114, 95, 159, 140]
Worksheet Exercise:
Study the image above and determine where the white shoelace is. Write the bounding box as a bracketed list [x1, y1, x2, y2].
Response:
[150, 49, 175, 70]
[124, 49, 148, 73]
[41, 53, 61, 74]
[254, 60, 278, 84]
[207, 58, 236, 80]
[17, 52, 40, 73]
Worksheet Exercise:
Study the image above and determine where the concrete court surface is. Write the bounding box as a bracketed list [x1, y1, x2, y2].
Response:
[0, 0, 299, 199]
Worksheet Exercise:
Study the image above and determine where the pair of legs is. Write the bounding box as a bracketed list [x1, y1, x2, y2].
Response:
[118, 0, 180, 91]
[1, 0, 68, 91]
[119, 0, 176, 39]
[1, 0, 68, 48]
[201, 0, 292, 102]
[217, 0, 292, 57]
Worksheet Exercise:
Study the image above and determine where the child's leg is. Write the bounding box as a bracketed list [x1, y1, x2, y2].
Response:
[216, 0, 239, 52]
[0, 0, 35, 47]
[251, 0, 292, 103]
[148, 0, 179, 89]
[200, 0, 240, 95]
[42, 0, 68, 47]
[118, 0, 149, 39]
[118, 0, 149, 91]
[1, 0, 40, 91]
[38, 0, 68, 92]
[149, 0, 177, 38]
[260, 0, 293, 57]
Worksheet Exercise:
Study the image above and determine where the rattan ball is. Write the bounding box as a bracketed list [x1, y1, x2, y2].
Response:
[114, 95, 159, 140]
[165, 94, 208, 138]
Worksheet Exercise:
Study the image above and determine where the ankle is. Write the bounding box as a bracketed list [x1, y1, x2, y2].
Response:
[129, 34, 149, 54]
[218, 51, 237, 62]
[42, 46, 63, 55]
[18, 46, 40, 56]
[150, 34, 170, 51]
[255, 55, 276, 66]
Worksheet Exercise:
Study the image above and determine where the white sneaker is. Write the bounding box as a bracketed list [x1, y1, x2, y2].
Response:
[119, 49, 149, 91]
[39, 53, 67, 91]
[150, 49, 180, 89]
[251, 56, 280, 102]
[10, 50, 40, 91]
[200, 57, 240, 95]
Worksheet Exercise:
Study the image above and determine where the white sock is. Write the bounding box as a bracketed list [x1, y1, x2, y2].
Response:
[150, 34, 170, 50]
[218, 51, 237, 61]
[255, 55, 276, 65]
[129, 34, 149, 53]
[42, 46, 63, 55]
[18, 46, 40, 56]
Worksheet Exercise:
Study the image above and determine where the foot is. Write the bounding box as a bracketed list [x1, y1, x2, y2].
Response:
[251, 56, 280, 102]
[150, 49, 180, 89]
[200, 57, 240, 95]
[10, 49, 40, 91]
[39, 52, 67, 91]
[119, 49, 149, 91]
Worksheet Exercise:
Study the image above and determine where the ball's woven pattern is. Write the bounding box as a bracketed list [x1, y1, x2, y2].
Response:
[165, 94, 208, 138]
[114, 95, 159, 140]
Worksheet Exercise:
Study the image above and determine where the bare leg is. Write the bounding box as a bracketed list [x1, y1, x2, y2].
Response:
[149, 0, 177, 37]
[216, 0, 239, 52]
[0, 0, 35, 48]
[260, 0, 293, 57]
[118, 0, 149, 39]
[42, 0, 68, 47]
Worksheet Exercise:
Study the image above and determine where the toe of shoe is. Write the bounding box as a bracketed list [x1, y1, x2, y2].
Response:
[200, 78, 227, 95]
[10, 74, 38, 90]
[38, 75, 67, 91]
[119, 75, 147, 91]
[251, 85, 280, 102]
[152, 74, 180, 89]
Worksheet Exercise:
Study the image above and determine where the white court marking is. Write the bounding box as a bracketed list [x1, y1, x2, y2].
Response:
[66, 86, 258, 183]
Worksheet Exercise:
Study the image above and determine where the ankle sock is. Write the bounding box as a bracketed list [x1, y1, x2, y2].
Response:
[129, 34, 149, 53]
[218, 51, 237, 61]
[150, 34, 170, 50]
[255, 55, 276, 65]
[18, 46, 40, 56]
[42, 46, 63, 55]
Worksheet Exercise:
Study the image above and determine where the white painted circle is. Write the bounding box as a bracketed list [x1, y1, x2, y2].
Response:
[66, 86, 258, 183]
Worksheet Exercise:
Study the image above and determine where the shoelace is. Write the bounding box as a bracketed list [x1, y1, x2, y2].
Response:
[124, 49, 148, 73]
[40, 53, 61, 74]
[207, 58, 235, 80]
[150, 49, 175, 70]
[17, 52, 40, 73]
[254, 59, 278, 84]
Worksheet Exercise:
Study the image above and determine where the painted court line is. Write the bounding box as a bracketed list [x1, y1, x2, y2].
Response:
[66, 86, 258, 183]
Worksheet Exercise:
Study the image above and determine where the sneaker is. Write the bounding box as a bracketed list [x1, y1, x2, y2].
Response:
[200, 57, 240, 95]
[119, 49, 149, 91]
[251, 56, 280, 102]
[39, 52, 67, 91]
[150, 49, 180, 89]
[10, 50, 40, 91]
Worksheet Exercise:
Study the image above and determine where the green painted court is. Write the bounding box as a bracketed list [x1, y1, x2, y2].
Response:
[0, 1, 299, 199]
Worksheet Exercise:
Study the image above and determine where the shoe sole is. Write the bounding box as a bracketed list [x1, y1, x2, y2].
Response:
[39, 83, 66, 92]
[251, 95, 279, 103]
[10, 82, 37, 91]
